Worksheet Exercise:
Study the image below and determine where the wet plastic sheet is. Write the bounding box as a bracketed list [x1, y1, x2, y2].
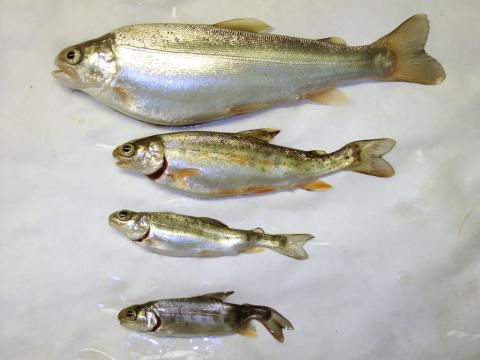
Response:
[1, 0, 479, 359]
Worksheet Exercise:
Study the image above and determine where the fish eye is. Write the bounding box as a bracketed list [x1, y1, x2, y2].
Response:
[121, 143, 135, 157]
[118, 210, 131, 221]
[124, 308, 137, 321]
[65, 48, 82, 65]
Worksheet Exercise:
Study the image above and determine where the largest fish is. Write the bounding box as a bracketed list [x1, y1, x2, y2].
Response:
[53, 14, 445, 126]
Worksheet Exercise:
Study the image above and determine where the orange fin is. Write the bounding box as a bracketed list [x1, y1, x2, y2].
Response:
[230, 103, 270, 115]
[301, 180, 332, 191]
[238, 325, 257, 337]
[319, 37, 346, 46]
[113, 87, 132, 105]
[237, 128, 280, 143]
[168, 168, 200, 183]
[305, 87, 348, 106]
[243, 247, 265, 254]
[213, 18, 272, 33]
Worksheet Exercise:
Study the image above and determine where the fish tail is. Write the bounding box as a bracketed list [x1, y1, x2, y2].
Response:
[343, 138, 396, 177]
[261, 234, 313, 260]
[372, 14, 445, 85]
[239, 304, 293, 343]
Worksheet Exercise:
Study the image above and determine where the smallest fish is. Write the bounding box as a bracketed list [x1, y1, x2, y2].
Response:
[118, 291, 293, 342]
[109, 210, 313, 260]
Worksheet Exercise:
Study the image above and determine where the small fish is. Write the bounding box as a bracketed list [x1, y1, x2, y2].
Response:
[53, 15, 445, 126]
[118, 291, 293, 342]
[112, 128, 396, 198]
[108, 209, 313, 259]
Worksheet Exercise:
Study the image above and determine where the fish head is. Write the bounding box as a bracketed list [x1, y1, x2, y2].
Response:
[109, 209, 150, 241]
[118, 303, 160, 332]
[112, 136, 165, 175]
[52, 34, 117, 90]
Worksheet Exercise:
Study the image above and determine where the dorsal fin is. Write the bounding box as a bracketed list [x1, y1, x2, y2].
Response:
[319, 37, 346, 46]
[307, 150, 326, 155]
[202, 291, 235, 301]
[237, 128, 280, 143]
[198, 217, 228, 228]
[213, 18, 272, 33]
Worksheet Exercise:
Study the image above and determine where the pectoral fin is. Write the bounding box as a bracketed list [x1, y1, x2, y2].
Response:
[319, 37, 346, 46]
[237, 128, 280, 143]
[167, 169, 200, 183]
[213, 18, 272, 33]
[202, 291, 234, 301]
[305, 87, 348, 106]
[301, 180, 332, 191]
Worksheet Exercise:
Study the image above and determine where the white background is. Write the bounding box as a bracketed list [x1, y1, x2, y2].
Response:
[1, 0, 479, 359]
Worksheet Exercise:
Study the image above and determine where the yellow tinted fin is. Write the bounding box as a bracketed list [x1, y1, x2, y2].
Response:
[168, 168, 200, 183]
[202, 291, 234, 301]
[372, 14, 445, 84]
[305, 88, 348, 105]
[301, 180, 332, 191]
[213, 18, 272, 33]
[230, 102, 271, 115]
[319, 37, 346, 46]
[237, 128, 280, 143]
[238, 324, 257, 337]
[243, 247, 265, 254]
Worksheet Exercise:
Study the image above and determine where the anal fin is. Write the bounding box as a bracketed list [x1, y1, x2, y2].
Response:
[301, 180, 332, 191]
[238, 324, 257, 337]
[242, 247, 265, 254]
[305, 87, 348, 106]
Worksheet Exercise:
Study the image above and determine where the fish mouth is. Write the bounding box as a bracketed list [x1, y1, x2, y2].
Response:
[52, 60, 80, 85]
[115, 158, 130, 168]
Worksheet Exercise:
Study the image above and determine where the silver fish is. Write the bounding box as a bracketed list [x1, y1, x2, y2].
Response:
[112, 128, 396, 198]
[118, 291, 293, 342]
[109, 210, 313, 259]
[53, 15, 445, 126]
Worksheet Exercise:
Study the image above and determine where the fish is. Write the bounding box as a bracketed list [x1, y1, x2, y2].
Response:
[52, 14, 445, 126]
[118, 291, 293, 342]
[108, 209, 313, 259]
[112, 128, 396, 198]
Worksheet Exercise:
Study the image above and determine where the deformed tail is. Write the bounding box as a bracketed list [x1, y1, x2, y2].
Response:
[372, 14, 445, 84]
[345, 138, 396, 177]
[268, 234, 313, 260]
[241, 305, 293, 343]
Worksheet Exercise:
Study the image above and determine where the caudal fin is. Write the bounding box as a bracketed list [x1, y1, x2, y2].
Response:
[268, 234, 313, 260]
[372, 14, 445, 84]
[347, 139, 396, 177]
[243, 305, 293, 343]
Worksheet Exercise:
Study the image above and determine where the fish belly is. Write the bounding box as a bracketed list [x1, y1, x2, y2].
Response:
[160, 146, 319, 197]
[145, 225, 249, 256]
